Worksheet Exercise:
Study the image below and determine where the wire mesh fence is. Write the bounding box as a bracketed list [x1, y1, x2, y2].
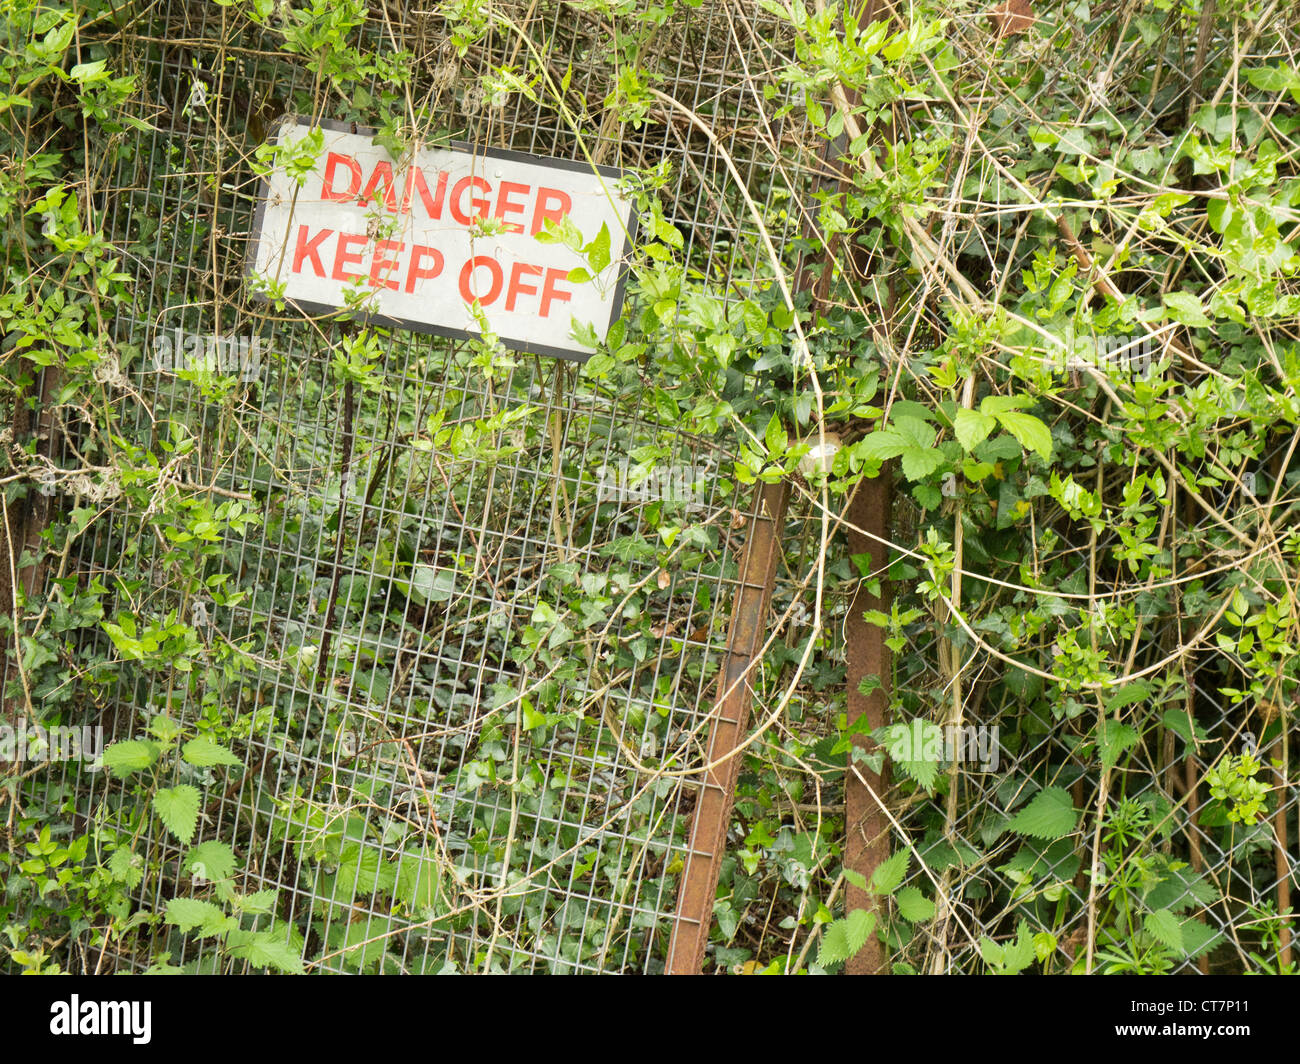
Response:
[19, 0, 818, 974]
[5, 0, 1296, 975]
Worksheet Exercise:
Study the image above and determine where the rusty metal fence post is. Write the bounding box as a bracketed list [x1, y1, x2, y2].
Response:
[843, 472, 893, 974]
[666, 478, 789, 974]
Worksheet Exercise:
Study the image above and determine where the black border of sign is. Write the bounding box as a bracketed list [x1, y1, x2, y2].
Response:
[245, 115, 639, 363]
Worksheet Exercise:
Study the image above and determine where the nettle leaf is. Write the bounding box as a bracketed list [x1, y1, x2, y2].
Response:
[99, 739, 160, 776]
[880, 720, 943, 792]
[183, 840, 237, 884]
[181, 736, 241, 768]
[1098, 719, 1140, 771]
[1144, 908, 1183, 952]
[1006, 787, 1079, 840]
[339, 920, 388, 971]
[395, 847, 442, 910]
[817, 908, 877, 967]
[870, 849, 910, 895]
[979, 921, 1036, 973]
[236, 889, 279, 915]
[1002, 922, 1036, 973]
[164, 897, 236, 939]
[953, 408, 996, 452]
[226, 929, 306, 974]
[894, 886, 935, 922]
[978, 935, 1004, 968]
[153, 785, 200, 845]
[1146, 866, 1217, 913]
[1180, 917, 1222, 958]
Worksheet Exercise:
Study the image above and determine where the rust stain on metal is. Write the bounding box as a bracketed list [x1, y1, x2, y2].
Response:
[987, 0, 1035, 37]
[843, 472, 893, 974]
[666, 478, 788, 974]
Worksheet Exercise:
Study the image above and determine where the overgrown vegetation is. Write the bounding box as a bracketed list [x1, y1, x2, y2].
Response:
[1, 0, 1296, 974]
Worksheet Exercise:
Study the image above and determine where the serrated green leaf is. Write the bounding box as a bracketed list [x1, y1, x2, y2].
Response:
[979, 395, 1033, 416]
[994, 411, 1053, 461]
[99, 739, 159, 776]
[894, 886, 935, 922]
[226, 929, 306, 974]
[881, 721, 942, 792]
[339, 919, 388, 971]
[1144, 908, 1184, 952]
[153, 785, 200, 845]
[1163, 709, 1206, 746]
[1006, 787, 1078, 840]
[183, 840, 237, 884]
[953, 408, 996, 452]
[977, 935, 1003, 967]
[1002, 922, 1036, 972]
[1179, 917, 1221, 958]
[235, 888, 279, 915]
[181, 736, 241, 768]
[870, 849, 910, 895]
[899, 446, 945, 481]
[164, 896, 236, 938]
[395, 847, 442, 910]
[817, 908, 877, 967]
[108, 847, 143, 889]
[1098, 719, 1140, 771]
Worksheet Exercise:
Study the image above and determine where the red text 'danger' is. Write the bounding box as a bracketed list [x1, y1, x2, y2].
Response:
[320, 152, 573, 236]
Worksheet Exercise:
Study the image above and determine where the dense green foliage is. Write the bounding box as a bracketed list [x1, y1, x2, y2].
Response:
[1, 0, 1297, 973]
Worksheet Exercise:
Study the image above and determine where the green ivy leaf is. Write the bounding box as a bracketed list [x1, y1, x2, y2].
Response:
[1163, 291, 1213, 327]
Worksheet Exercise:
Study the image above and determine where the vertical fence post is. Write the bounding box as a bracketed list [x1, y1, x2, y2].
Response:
[842, 472, 893, 973]
[666, 478, 789, 974]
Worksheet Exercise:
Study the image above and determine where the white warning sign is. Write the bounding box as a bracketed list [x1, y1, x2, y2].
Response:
[248, 118, 636, 361]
